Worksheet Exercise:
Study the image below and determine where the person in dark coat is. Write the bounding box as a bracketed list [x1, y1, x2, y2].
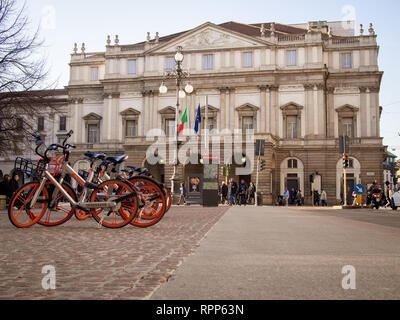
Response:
[248, 182, 256, 204]
[238, 179, 248, 205]
[9, 173, 20, 196]
[221, 182, 228, 204]
[228, 179, 238, 205]
[0, 174, 12, 198]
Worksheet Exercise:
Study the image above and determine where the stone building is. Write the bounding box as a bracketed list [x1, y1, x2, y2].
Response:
[2, 20, 386, 205]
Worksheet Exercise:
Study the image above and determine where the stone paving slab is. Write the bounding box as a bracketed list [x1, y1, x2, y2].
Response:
[0, 206, 228, 300]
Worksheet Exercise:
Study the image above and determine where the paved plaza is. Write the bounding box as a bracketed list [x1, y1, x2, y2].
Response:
[1, 205, 400, 300]
[0, 206, 228, 299]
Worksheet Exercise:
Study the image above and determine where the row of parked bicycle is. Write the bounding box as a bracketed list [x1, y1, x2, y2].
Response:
[8, 130, 171, 229]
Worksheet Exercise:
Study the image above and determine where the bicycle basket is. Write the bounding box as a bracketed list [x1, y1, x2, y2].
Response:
[14, 157, 45, 178]
[45, 155, 65, 176]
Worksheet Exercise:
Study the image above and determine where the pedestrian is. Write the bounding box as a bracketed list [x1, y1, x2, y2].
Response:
[385, 188, 393, 208]
[248, 182, 256, 204]
[238, 179, 248, 205]
[295, 190, 302, 206]
[9, 173, 20, 195]
[283, 187, 289, 206]
[289, 188, 296, 205]
[228, 178, 238, 206]
[351, 190, 357, 206]
[221, 181, 228, 204]
[320, 189, 327, 207]
[178, 182, 187, 205]
[313, 190, 320, 206]
[0, 174, 12, 199]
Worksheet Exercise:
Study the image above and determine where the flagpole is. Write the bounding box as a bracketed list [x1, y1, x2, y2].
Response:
[205, 95, 208, 154]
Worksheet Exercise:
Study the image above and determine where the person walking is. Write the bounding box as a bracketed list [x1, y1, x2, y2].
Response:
[228, 178, 238, 206]
[221, 181, 228, 204]
[320, 189, 327, 207]
[248, 182, 256, 205]
[178, 182, 187, 205]
[295, 190, 302, 206]
[283, 187, 289, 207]
[238, 179, 248, 205]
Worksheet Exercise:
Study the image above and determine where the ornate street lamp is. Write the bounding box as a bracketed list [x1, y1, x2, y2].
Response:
[159, 46, 193, 203]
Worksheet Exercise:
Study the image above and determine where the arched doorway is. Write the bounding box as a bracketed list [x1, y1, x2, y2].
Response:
[280, 157, 304, 202]
[225, 153, 252, 185]
[336, 156, 361, 204]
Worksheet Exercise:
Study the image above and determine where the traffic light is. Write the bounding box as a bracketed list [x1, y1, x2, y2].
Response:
[343, 155, 349, 168]
[259, 159, 266, 171]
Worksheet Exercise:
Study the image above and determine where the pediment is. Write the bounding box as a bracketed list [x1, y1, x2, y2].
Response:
[148, 23, 270, 55]
[280, 102, 304, 110]
[236, 103, 259, 112]
[120, 108, 140, 116]
[159, 106, 176, 114]
[200, 105, 219, 112]
[82, 112, 102, 120]
[336, 104, 359, 113]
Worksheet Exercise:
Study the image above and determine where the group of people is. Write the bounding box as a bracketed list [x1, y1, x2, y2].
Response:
[219, 179, 256, 205]
[278, 188, 328, 207]
[0, 172, 20, 205]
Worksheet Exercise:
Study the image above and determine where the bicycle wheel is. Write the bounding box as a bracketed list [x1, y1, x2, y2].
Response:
[38, 182, 76, 227]
[127, 176, 166, 228]
[164, 185, 171, 212]
[8, 182, 49, 228]
[90, 179, 138, 228]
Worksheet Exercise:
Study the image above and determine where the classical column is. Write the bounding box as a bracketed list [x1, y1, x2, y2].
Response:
[266, 86, 271, 134]
[141, 91, 147, 136]
[366, 87, 371, 137]
[219, 88, 226, 130]
[313, 85, 319, 136]
[111, 93, 120, 142]
[259, 86, 266, 133]
[102, 94, 112, 142]
[327, 87, 335, 138]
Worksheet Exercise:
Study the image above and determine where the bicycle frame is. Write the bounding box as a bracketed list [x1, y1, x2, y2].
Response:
[30, 164, 122, 211]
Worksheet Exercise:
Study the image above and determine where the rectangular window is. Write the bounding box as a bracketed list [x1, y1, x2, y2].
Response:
[243, 52, 253, 67]
[342, 117, 353, 137]
[288, 159, 298, 169]
[128, 60, 136, 74]
[242, 116, 254, 131]
[37, 117, 44, 131]
[125, 120, 137, 137]
[87, 124, 98, 143]
[91, 67, 99, 81]
[203, 118, 214, 131]
[287, 50, 297, 66]
[165, 119, 175, 136]
[59, 116, 66, 131]
[166, 57, 175, 72]
[287, 116, 298, 139]
[203, 54, 213, 70]
[341, 53, 352, 69]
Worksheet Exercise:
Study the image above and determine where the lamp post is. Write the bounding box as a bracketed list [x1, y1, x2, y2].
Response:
[159, 46, 193, 203]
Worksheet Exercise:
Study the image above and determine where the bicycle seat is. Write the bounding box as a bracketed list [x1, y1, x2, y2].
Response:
[139, 168, 148, 174]
[84, 151, 106, 160]
[128, 166, 142, 171]
[106, 154, 128, 164]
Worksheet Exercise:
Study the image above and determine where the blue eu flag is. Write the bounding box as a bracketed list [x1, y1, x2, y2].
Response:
[194, 103, 201, 134]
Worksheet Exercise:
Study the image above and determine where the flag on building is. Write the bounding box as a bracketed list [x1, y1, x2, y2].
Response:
[194, 103, 201, 134]
[178, 105, 188, 135]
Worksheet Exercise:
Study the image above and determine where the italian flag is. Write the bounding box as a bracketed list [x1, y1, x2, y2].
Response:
[178, 105, 188, 135]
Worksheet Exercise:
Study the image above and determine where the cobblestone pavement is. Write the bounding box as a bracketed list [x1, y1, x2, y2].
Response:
[0, 206, 228, 300]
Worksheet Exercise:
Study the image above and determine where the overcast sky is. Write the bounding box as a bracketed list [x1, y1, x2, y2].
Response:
[23, 0, 400, 157]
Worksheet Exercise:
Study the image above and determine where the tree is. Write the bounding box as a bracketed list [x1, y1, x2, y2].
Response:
[0, 0, 59, 156]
